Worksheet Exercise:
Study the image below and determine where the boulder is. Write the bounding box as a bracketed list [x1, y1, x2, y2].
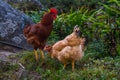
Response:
[0, 0, 34, 50]
[3, 0, 44, 12]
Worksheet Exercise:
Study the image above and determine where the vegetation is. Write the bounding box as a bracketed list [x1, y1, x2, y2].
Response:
[25, 0, 120, 79]
[27, 0, 120, 56]
[18, 51, 120, 80]
[0, 51, 120, 79]
[0, 0, 120, 79]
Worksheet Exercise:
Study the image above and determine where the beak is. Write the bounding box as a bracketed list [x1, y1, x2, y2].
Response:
[75, 30, 82, 37]
[74, 25, 82, 37]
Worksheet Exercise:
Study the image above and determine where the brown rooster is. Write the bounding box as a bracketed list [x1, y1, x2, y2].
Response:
[23, 8, 58, 62]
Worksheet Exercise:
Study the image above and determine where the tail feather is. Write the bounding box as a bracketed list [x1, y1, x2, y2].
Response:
[23, 25, 31, 37]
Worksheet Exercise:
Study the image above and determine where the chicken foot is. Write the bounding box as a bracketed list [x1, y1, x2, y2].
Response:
[71, 60, 75, 71]
[34, 49, 39, 62]
[40, 50, 45, 60]
[34, 49, 45, 62]
[63, 61, 75, 71]
[63, 64, 66, 69]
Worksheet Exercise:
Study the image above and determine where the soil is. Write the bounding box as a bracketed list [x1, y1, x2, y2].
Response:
[0, 43, 23, 61]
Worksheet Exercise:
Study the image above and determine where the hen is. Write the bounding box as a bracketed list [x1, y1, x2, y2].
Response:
[44, 25, 86, 71]
[23, 8, 58, 62]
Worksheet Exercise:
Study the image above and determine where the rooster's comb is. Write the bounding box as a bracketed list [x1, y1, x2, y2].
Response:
[50, 8, 58, 14]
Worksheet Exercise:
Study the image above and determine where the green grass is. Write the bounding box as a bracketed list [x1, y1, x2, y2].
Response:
[13, 51, 120, 80]
[0, 50, 120, 80]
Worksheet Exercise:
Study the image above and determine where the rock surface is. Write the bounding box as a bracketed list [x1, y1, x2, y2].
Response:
[0, 0, 34, 50]
[3, 0, 44, 11]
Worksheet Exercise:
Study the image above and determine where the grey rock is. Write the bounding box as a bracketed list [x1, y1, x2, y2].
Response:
[0, 0, 34, 50]
[3, 0, 44, 11]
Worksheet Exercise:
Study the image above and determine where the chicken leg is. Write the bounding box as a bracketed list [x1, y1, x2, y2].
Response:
[40, 49, 45, 60]
[63, 64, 66, 69]
[71, 60, 75, 71]
[34, 49, 39, 62]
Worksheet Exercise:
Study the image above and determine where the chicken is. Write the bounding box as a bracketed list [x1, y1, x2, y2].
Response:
[23, 8, 58, 62]
[57, 38, 85, 71]
[51, 25, 82, 51]
[44, 25, 86, 71]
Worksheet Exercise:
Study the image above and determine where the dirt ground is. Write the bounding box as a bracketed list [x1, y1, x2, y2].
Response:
[0, 43, 23, 61]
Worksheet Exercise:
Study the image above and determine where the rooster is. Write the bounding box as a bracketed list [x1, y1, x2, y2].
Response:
[23, 8, 58, 62]
[44, 25, 86, 71]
